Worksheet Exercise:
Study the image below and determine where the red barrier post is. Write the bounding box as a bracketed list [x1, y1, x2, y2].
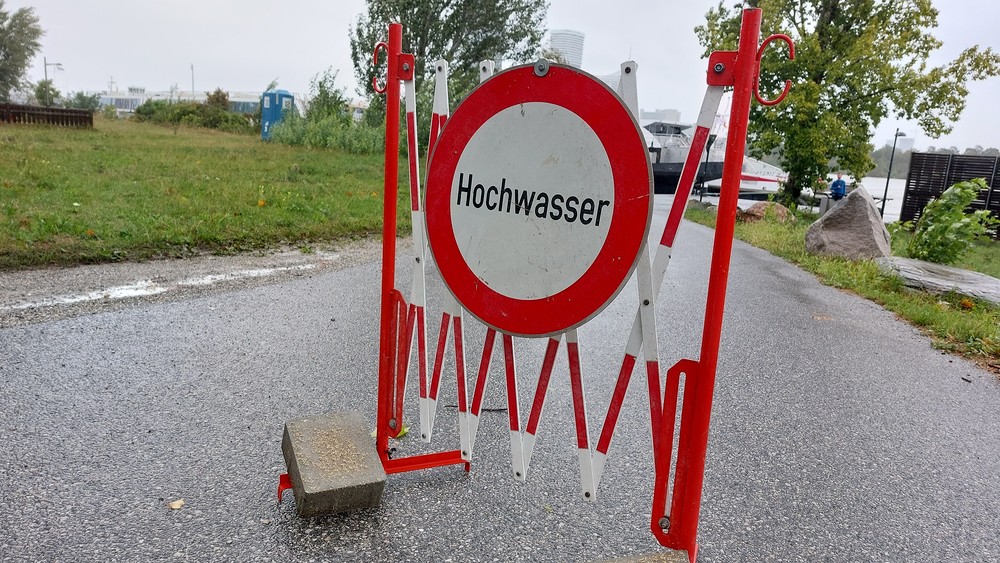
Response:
[373, 23, 467, 474]
[376, 22, 403, 462]
[655, 8, 763, 560]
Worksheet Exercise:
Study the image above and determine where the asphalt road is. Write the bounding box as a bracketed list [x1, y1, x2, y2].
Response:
[1, 196, 998, 562]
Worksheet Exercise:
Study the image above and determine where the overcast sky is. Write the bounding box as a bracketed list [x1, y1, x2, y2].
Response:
[11, 0, 1000, 151]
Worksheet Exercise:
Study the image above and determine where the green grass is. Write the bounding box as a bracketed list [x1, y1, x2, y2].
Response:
[889, 229, 1000, 279]
[0, 117, 408, 269]
[685, 205, 1000, 371]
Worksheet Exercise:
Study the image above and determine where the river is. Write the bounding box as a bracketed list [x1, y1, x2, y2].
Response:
[697, 175, 909, 224]
[860, 176, 907, 223]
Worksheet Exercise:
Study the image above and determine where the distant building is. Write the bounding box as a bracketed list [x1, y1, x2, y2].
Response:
[640, 108, 682, 124]
[596, 71, 620, 93]
[549, 29, 585, 67]
[95, 88, 303, 115]
[348, 99, 369, 122]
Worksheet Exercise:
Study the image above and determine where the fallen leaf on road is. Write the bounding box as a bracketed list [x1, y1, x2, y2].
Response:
[168, 499, 185, 510]
[812, 315, 832, 321]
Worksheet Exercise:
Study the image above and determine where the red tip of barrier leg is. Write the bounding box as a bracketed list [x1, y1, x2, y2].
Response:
[277, 473, 293, 503]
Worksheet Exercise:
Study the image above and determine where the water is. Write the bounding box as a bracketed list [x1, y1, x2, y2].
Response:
[689, 176, 908, 223]
[861, 176, 907, 223]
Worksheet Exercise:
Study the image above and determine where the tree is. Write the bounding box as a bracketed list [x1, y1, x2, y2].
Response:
[33, 78, 59, 107]
[695, 1, 1000, 203]
[64, 91, 100, 111]
[0, 0, 43, 102]
[349, 0, 548, 113]
[869, 144, 911, 178]
[305, 68, 350, 124]
[205, 88, 230, 111]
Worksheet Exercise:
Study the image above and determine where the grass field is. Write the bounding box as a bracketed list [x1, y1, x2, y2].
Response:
[685, 205, 999, 372]
[0, 117, 406, 269]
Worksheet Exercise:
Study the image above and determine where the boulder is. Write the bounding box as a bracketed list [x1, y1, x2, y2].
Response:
[877, 257, 1000, 306]
[736, 201, 795, 223]
[805, 187, 891, 259]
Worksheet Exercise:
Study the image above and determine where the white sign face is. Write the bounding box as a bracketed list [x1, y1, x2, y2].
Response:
[425, 63, 651, 337]
[451, 102, 613, 300]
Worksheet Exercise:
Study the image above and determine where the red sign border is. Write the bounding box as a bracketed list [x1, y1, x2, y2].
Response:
[425, 63, 652, 337]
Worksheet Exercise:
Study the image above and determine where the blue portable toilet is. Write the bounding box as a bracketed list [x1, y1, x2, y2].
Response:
[261, 89, 294, 141]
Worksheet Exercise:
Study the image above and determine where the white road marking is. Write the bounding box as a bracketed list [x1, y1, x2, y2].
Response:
[1, 264, 318, 312]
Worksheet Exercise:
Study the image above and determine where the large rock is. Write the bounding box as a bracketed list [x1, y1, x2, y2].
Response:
[737, 201, 795, 223]
[877, 257, 1000, 306]
[805, 187, 891, 259]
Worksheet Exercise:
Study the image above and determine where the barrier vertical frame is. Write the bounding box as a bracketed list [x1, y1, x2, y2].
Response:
[368, 8, 794, 559]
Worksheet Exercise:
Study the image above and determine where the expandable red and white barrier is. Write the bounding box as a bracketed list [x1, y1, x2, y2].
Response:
[366, 11, 793, 561]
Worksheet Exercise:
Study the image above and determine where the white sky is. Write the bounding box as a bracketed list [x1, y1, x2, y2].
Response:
[11, 0, 999, 151]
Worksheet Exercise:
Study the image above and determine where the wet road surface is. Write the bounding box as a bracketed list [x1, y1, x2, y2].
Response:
[1, 197, 998, 561]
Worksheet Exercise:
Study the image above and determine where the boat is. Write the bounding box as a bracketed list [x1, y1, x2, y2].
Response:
[644, 121, 724, 194]
[701, 157, 788, 200]
[641, 91, 787, 198]
[643, 120, 787, 197]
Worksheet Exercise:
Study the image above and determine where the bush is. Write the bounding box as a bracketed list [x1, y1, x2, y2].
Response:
[269, 68, 385, 154]
[271, 114, 384, 154]
[64, 91, 101, 111]
[205, 88, 229, 111]
[306, 68, 350, 125]
[903, 178, 999, 264]
[132, 94, 254, 135]
[134, 99, 170, 122]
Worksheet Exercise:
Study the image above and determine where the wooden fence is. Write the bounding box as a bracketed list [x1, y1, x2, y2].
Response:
[0, 103, 94, 128]
[901, 152, 1000, 237]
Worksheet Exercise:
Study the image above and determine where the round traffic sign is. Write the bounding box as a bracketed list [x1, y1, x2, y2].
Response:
[425, 63, 651, 337]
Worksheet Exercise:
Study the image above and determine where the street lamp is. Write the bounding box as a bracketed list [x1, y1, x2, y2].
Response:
[43, 56, 63, 82]
[699, 134, 718, 202]
[880, 129, 906, 217]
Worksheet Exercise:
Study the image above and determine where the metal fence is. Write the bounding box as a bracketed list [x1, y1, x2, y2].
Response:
[0, 103, 94, 127]
[901, 152, 1000, 236]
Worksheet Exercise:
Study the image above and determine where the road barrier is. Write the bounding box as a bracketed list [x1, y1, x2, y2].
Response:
[281, 9, 792, 562]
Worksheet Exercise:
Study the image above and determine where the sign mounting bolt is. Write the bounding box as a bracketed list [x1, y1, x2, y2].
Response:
[714, 62, 725, 73]
[388, 418, 397, 429]
[534, 59, 550, 77]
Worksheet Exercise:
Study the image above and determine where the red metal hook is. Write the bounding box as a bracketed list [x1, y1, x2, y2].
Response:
[372, 41, 389, 94]
[754, 33, 794, 106]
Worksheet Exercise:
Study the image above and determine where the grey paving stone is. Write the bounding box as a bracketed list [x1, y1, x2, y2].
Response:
[282, 411, 386, 517]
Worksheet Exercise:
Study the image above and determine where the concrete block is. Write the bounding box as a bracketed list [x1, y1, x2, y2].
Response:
[281, 411, 386, 517]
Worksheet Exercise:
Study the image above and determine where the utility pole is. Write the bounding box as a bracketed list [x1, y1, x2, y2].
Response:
[191, 64, 195, 100]
[44, 56, 63, 82]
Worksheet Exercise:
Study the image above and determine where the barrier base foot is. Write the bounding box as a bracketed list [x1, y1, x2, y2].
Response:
[281, 411, 387, 517]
